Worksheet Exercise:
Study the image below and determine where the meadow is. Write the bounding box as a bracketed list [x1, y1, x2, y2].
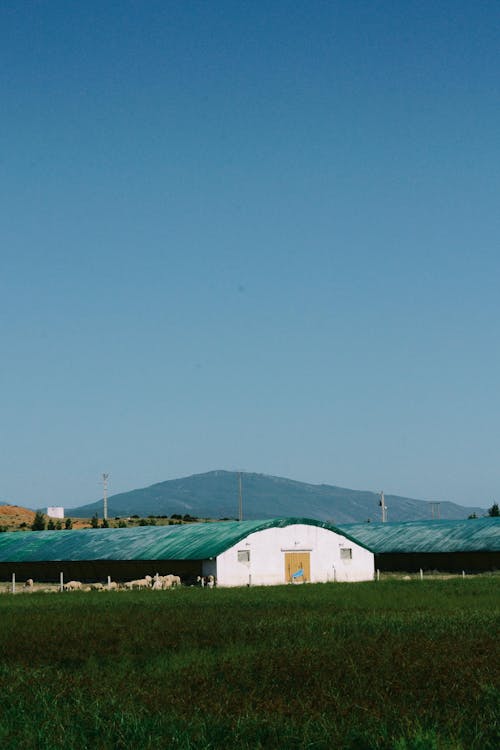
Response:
[0, 579, 498, 749]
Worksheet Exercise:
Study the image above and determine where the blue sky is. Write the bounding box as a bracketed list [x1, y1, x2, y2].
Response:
[1, 1, 499, 509]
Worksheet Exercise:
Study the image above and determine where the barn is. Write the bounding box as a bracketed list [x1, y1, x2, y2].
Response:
[0, 517, 374, 586]
[339, 518, 500, 573]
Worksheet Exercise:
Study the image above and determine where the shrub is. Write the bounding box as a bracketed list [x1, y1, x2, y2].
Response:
[31, 511, 46, 531]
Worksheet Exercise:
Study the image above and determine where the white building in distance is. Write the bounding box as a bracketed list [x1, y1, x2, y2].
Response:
[46, 506, 64, 519]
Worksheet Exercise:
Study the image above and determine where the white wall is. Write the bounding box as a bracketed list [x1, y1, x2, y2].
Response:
[47, 506, 64, 519]
[213, 524, 374, 587]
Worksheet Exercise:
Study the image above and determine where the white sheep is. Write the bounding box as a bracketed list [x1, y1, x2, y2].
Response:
[125, 578, 151, 590]
[24, 578, 34, 588]
[163, 574, 181, 588]
[90, 582, 104, 591]
[107, 581, 118, 591]
[64, 580, 83, 591]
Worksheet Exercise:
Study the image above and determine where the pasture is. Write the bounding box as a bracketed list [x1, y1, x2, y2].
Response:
[0, 578, 498, 749]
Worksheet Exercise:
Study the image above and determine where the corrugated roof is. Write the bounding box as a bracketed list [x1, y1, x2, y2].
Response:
[0, 517, 371, 563]
[339, 518, 500, 553]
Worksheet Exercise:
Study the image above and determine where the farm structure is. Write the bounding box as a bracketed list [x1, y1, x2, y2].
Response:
[0, 517, 374, 585]
[339, 518, 500, 573]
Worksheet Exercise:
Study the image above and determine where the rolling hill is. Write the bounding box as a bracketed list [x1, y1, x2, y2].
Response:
[68, 470, 485, 523]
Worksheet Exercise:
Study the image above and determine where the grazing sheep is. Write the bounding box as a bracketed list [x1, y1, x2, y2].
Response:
[124, 578, 152, 590]
[25, 579, 34, 588]
[90, 582, 104, 591]
[107, 581, 118, 591]
[64, 580, 83, 591]
[163, 574, 181, 588]
[152, 579, 163, 590]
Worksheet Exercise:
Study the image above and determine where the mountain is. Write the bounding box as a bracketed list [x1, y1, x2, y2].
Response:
[68, 470, 485, 523]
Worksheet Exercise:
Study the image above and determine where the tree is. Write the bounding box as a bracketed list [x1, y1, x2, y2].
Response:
[487, 502, 499, 517]
[65, 517, 73, 530]
[47, 519, 55, 530]
[31, 511, 46, 531]
[468, 513, 477, 519]
[101, 518, 109, 528]
[55, 520, 62, 530]
[91, 513, 99, 528]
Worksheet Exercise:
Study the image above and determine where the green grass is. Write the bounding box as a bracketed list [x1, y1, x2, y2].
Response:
[0, 579, 498, 749]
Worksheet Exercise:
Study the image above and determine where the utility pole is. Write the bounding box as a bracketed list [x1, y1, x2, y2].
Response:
[379, 491, 387, 523]
[238, 472, 243, 521]
[102, 473, 109, 521]
[431, 502, 441, 520]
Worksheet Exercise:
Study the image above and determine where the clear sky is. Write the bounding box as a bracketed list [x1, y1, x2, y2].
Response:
[1, 1, 499, 509]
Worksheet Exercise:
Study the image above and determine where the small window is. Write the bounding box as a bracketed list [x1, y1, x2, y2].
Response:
[238, 550, 250, 563]
[340, 548, 352, 560]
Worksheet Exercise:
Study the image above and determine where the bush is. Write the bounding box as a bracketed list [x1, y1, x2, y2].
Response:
[31, 511, 46, 531]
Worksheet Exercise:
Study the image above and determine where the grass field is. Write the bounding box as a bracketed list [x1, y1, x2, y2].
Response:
[0, 579, 498, 749]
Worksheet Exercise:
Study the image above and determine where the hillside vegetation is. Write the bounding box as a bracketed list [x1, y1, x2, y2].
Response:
[68, 470, 485, 522]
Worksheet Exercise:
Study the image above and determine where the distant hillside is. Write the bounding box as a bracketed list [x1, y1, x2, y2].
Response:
[69, 471, 485, 523]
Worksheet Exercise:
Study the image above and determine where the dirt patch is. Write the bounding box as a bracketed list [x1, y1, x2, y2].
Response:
[0, 505, 36, 528]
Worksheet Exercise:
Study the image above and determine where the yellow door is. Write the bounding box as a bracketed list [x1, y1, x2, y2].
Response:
[284, 552, 310, 583]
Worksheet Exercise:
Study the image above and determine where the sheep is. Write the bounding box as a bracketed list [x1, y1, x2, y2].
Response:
[163, 574, 181, 588]
[124, 578, 152, 590]
[152, 579, 163, 590]
[24, 578, 34, 588]
[90, 582, 104, 591]
[206, 575, 215, 588]
[107, 581, 118, 591]
[64, 580, 83, 591]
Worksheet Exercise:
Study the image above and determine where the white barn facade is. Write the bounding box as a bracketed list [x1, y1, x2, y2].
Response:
[197, 520, 374, 586]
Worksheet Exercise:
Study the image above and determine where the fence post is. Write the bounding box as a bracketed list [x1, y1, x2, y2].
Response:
[11, 573, 15, 595]
[107, 575, 111, 589]
[376, 569, 380, 582]
[419, 568, 423, 580]
[60, 571, 64, 592]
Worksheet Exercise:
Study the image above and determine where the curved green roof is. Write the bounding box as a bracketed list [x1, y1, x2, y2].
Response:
[0, 517, 371, 563]
[339, 518, 500, 553]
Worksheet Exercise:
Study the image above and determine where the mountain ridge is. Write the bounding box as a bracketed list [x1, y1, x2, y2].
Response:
[68, 470, 485, 523]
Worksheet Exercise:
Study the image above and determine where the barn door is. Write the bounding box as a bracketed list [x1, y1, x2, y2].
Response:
[284, 552, 310, 583]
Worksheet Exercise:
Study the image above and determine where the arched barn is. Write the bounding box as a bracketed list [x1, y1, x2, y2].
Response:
[339, 518, 500, 573]
[0, 518, 374, 586]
